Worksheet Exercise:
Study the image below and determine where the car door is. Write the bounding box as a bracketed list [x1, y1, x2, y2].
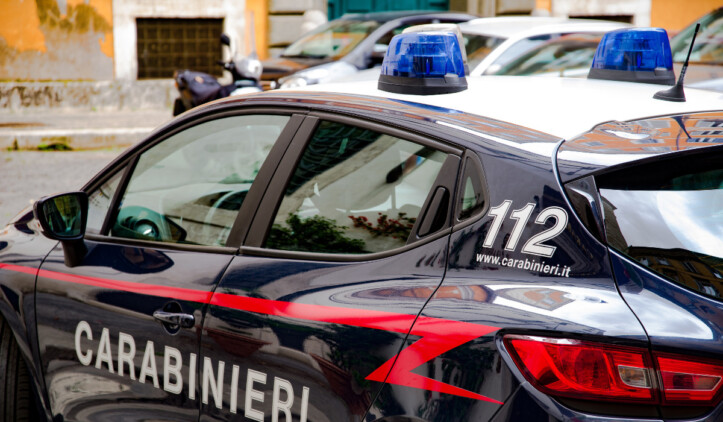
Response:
[34, 111, 304, 421]
[199, 114, 461, 421]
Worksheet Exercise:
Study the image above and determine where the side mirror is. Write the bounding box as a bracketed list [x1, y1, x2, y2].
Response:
[220, 33, 231, 47]
[34, 192, 88, 267]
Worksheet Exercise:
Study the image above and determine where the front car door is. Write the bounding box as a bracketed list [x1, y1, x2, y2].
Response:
[199, 113, 462, 421]
[35, 111, 302, 420]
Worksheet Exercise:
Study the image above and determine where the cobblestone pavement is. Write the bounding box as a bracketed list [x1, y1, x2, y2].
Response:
[0, 150, 123, 225]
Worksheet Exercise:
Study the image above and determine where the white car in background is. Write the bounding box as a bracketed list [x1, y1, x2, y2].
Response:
[461, 17, 631, 76]
[317, 17, 631, 85]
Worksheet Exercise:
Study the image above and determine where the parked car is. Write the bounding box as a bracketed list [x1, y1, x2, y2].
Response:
[1, 28, 721, 422]
[670, 6, 723, 91]
[460, 17, 631, 76]
[324, 17, 630, 84]
[261, 11, 476, 89]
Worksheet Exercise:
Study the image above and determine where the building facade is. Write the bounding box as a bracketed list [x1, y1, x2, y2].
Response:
[0, 0, 717, 82]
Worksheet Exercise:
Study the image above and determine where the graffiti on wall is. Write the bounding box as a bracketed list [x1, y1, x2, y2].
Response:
[0, 0, 113, 80]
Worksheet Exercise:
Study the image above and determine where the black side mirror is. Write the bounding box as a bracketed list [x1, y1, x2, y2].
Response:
[34, 192, 88, 267]
[220, 33, 231, 47]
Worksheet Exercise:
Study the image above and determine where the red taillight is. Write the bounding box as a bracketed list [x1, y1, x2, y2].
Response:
[656, 353, 723, 405]
[504, 335, 654, 403]
[504, 335, 723, 407]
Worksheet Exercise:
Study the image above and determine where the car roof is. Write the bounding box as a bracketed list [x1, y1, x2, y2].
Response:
[301, 76, 723, 141]
[458, 17, 628, 38]
[338, 10, 477, 23]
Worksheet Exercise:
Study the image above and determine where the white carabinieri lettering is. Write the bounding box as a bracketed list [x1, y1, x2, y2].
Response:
[72, 321, 311, 420]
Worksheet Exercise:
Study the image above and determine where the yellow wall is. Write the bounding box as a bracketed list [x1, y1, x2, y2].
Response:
[0, 0, 114, 80]
[246, 0, 269, 60]
[535, 0, 552, 12]
[651, 0, 719, 33]
[1, 0, 47, 52]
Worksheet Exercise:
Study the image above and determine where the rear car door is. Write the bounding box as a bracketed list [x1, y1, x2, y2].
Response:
[199, 113, 462, 421]
[34, 111, 302, 421]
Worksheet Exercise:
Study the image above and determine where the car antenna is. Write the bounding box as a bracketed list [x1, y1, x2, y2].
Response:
[654, 23, 700, 102]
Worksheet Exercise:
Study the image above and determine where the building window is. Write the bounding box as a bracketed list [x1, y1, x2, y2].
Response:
[682, 261, 699, 274]
[137, 18, 224, 79]
[694, 278, 720, 297]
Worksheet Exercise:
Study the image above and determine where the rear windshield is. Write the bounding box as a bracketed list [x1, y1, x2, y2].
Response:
[282, 19, 381, 59]
[490, 33, 604, 76]
[597, 150, 723, 300]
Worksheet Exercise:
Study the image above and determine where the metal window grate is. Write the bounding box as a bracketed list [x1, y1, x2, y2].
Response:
[136, 18, 224, 79]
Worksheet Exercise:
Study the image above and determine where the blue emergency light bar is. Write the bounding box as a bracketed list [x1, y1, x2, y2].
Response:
[378, 31, 467, 95]
[588, 28, 675, 85]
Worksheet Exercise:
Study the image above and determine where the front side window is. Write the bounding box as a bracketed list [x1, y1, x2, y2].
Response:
[87, 169, 125, 234]
[112, 115, 290, 246]
[265, 120, 449, 254]
[598, 151, 723, 300]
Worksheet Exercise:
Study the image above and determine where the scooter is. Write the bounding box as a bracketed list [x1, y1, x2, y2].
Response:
[173, 33, 262, 116]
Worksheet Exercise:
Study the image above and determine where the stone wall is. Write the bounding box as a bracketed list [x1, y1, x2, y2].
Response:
[0, 80, 175, 111]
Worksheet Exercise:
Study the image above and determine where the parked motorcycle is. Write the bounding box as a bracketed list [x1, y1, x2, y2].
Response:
[173, 34, 262, 116]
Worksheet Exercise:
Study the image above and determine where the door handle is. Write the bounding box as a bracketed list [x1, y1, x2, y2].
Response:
[153, 310, 195, 328]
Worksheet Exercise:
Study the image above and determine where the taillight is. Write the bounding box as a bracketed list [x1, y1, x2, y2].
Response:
[656, 353, 723, 405]
[504, 335, 723, 407]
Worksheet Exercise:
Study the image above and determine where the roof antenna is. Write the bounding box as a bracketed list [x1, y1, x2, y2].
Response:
[654, 23, 700, 102]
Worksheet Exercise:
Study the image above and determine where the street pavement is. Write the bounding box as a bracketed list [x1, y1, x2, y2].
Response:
[0, 108, 173, 225]
[0, 108, 172, 150]
[0, 150, 123, 225]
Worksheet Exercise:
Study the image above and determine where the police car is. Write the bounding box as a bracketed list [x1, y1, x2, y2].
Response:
[0, 26, 721, 422]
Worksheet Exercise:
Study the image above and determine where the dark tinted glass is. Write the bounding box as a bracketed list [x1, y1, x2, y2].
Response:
[598, 151, 723, 300]
[266, 120, 448, 254]
[457, 156, 486, 221]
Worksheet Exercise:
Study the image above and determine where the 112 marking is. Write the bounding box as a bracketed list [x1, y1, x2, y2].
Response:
[482, 200, 568, 258]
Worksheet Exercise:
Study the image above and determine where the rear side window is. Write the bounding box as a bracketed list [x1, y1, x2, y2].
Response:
[456, 154, 486, 221]
[265, 120, 449, 254]
[597, 151, 723, 300]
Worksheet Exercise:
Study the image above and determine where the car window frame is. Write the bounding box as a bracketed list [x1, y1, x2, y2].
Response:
[241, 112, 463, 262]
[453, 150, 489, 229]
[81, 108, 307, 252]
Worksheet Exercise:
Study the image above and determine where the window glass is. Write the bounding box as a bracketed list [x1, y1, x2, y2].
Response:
[282, 19, 381, 59]
[457, 156, 486, 221]
[490, 33, 603, 76]
[87, 169, 125, 234]
[462, 33, 506, 69]
[482, 34, 554, 75]
[598, 154, 723, 301]
[670, 8, 723, 64]
[112, 115, 290, 246]
[266, 120, 448, 254]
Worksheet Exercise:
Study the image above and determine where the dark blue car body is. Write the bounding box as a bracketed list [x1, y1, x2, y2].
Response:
[0, 92, 721, 421]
